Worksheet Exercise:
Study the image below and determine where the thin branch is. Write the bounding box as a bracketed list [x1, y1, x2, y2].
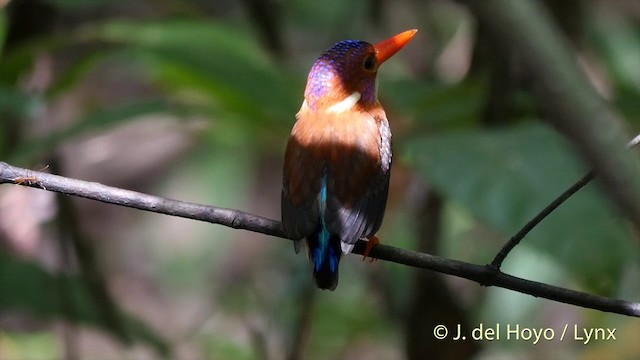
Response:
[491, 171, 595, 269]
[492, 133, 640, 269]
[626, 134, 640, 150]
[0, 161, 286, 238]
[1, 161, 639, 317]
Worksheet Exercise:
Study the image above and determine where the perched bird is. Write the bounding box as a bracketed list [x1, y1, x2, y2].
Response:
[282, 30, 417, 290]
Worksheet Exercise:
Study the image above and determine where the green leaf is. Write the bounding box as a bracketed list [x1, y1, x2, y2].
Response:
[404, 123, 639, 294]
[0, 253, 169, 356]
[86, 20, 299, 126]
[1, 20, 300, 147]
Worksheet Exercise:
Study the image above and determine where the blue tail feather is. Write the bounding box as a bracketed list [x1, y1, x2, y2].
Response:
[307, 224, 341, 290]
[305, 171, 340, 290]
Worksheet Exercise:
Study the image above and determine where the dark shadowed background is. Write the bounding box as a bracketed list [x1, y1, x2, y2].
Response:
[0, 0, 639, 359]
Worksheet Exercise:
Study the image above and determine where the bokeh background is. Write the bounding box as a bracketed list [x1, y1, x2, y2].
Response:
[1, 0, 640, 359]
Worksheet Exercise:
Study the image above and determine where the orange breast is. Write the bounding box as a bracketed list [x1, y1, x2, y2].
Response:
[284, 107, 385, 207]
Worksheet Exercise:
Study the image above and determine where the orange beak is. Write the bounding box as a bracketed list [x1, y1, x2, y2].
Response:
[374, 29, 418, 64]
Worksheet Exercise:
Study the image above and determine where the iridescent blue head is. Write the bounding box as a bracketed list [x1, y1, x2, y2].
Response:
[305, 40, 377, 111]
[302, 30, 418, 112]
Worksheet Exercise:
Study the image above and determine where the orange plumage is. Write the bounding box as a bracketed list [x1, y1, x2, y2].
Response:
[282, 30, 417, 290]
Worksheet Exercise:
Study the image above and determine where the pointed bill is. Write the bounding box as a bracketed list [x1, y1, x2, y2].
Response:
[374, 29, 418, 64]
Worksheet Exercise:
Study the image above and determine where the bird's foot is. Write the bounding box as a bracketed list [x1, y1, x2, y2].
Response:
[362, 235, 380, 263]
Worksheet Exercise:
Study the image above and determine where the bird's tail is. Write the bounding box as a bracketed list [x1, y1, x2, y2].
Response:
[307, 224, 341, 290]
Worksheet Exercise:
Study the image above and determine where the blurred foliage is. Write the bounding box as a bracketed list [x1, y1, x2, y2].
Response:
[11, 99, 173, 163]
[86, 20, 299, 127]
[0, 0, 639, 359]
[0, 253, 169, 356]
[406, 123, 637, 293]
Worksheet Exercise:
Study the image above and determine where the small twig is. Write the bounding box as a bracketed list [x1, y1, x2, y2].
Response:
[625, 134, 640, 150]
[1, 161, 639, 317]
[491, 171, 595, 269]
[491, 133, 640, 269]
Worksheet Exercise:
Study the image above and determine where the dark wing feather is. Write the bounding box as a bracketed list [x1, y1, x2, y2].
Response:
[324, 110, 392, 254]
[281, 126, 322, 252]
[326, 159, 390, 253]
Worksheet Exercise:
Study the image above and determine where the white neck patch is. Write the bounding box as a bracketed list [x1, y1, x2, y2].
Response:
[326, 92, 361, 113]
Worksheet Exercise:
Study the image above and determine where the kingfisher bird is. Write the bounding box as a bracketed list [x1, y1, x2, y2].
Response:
[281, 30, 417, 290]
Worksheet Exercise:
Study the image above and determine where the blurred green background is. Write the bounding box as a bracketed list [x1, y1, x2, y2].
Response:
[1, 0, 639, 359]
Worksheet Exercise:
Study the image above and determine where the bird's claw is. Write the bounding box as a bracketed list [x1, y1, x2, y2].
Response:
[362, 235, 380, 263]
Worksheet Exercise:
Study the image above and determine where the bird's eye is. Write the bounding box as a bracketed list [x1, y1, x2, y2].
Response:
[363, 54, 376, 72]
